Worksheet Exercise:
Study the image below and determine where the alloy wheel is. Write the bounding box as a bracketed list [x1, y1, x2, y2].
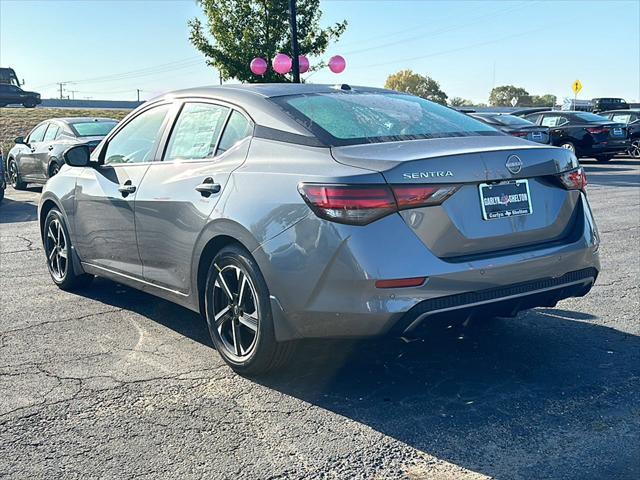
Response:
[212, 264, 259, 359]
[8, 161, 19, 187]
[560, 143, 575, 153]
[630, 140, 640, 159]
[45, 218, 68, 281]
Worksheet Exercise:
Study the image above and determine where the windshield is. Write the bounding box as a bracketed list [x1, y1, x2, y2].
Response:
[574, 113, 610, 123]
[70, 121, 118, 137]
[488, 114, 534, 127]
[271, 92, 500, 146]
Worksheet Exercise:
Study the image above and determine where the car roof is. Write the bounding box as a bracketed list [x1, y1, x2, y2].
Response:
[52, 117, 118, 125]
[599, 109, 639, 114]
[144, 84, 396, 140]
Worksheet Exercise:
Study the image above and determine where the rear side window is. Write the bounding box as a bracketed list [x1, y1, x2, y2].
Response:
[104, 105, 170, 165]
[541, 116, 567, 127]
[165, 103, 229, 161]
[28, 123, 49, 143]
[43, 124, 60, 142]
[271, 92, 499, 146]
[216, 111, 252, 155]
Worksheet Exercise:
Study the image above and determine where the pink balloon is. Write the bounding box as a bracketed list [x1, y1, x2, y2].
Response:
[328, 55, 346, 74]
[298, 55, 310, 74]
[272, 53, 292, 75]
[250, 57, 267, 76]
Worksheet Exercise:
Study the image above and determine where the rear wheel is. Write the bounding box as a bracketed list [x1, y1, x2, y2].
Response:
[204, 244, 294, 375]
[8, 159, 27, 190]
[595, 155, 613, 163]
[559, 141, 576, 153]
[23, 101, 37, 108]
[43, 209, 94, 290]
[629, 139, 640, 159]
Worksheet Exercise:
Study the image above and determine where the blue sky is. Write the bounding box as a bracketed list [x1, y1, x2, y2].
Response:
[1, 0, 638, 103]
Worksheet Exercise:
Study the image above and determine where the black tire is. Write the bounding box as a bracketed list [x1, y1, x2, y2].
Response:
[0, 187, 4, 203]
[43, 208, 94, 291]
[204, 244, 295, 375]
[23, 101, 37, 108]
[595, 155, 613, 163]
[48, 160, 62, 178]
[7, 159, 27, 190]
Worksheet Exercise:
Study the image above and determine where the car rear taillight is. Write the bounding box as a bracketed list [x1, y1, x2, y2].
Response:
[297, 184, 397, 225]
[585, 126, 608, 135]
[510, 131, 528, 137]
[557, 167, 587, 191]
[298, 183, 460, 225]
[392, 184, 460, 210]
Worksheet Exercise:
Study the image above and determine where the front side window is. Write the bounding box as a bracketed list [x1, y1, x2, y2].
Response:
[271, 92, 499, 146]
[104, 105, 169, 165]
[216, 111, 252, 155]
[28, 123, 49, 143]
[43, 124, 60, 142]
[541, 116, 567, 127]
[611, 113, 632, 124]
[165, 103, 229, 161]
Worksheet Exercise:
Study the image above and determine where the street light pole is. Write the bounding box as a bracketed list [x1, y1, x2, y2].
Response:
[289, 0, 300, 83]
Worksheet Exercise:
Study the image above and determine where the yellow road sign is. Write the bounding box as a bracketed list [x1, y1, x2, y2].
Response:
[572, 80, 582, 94]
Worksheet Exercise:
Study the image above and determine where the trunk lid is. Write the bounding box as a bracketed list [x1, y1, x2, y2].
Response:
[331, 136, 581, 259]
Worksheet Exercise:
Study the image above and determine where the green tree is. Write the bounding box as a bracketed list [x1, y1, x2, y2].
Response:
[488, 85, 530, 106]
[531, 94, 557, 107]
[384, 69, 448, 105]
[189, 0, 346, 83]
[449, 97, 473, 107]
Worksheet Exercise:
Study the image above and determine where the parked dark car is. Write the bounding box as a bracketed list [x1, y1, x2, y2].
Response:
[469, 113, 550, 144]
[0, 146, 5, 202]
[523, 111, 629, 162]
[598, 109, 640, 159]
[6, 117, 118, 189]
[592, 98, 629, 113]
[0, 83, 41, 108]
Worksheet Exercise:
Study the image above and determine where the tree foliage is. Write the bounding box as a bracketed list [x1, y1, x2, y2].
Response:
[448, 97, 473, 107]
[488, 85, 530, 106]
[189, 0, 347, 83]
[531, 94, 557, 107]
[384, 69, 448, 105]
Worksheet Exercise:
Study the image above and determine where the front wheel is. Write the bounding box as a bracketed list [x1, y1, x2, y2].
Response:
[204, 244, 294, 375]
[628, 139, 640, 159]
[8, 159, 27, 190]
[43, 209, 94, 290]
[559, 141, 576, 154]
[23, 101, 37, 108]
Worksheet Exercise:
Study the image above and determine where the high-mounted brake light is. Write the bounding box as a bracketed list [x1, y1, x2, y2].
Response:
[298, 183, 460, 225]
[557, 167, 587, 191]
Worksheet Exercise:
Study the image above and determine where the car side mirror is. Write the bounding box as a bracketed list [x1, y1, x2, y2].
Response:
[15, 136, 25, 145]
[64, 144, 91, 167]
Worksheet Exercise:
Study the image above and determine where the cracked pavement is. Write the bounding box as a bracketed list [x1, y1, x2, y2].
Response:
[0, 160, 639, 479]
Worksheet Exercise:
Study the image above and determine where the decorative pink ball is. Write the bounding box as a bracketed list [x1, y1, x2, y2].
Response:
[250, 57, 267, 76]
[298, 55, 310, 74]
[328, 55, 346, 74]
[272, 54, 292, 75]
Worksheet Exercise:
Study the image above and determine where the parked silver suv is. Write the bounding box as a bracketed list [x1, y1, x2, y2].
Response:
[39, 84, 600, 374]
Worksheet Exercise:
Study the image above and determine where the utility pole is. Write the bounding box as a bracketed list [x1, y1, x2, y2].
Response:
[69, 90, 78, 100]
[289, 0, 300, 83]
[57, 82, 67, 99]
[136, 89, 141, 102]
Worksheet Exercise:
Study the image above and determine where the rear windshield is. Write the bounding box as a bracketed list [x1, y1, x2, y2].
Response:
[70, 121, 118, 137]
[573, 113, 609, 123]
[271, 92, 500, 146]
[486, 114, 534, 127]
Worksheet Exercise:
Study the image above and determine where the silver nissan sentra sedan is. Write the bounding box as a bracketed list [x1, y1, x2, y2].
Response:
[38, 84, 600, 374]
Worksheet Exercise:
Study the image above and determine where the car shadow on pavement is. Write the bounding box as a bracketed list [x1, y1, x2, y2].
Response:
[259, 312, 640, 479]
[0, 187, 41, 223]
[77, 279, 639, 478]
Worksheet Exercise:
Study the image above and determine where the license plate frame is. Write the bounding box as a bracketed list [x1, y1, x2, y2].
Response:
[479, 179, 533, 220]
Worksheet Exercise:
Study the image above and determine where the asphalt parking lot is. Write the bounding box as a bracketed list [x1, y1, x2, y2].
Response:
[0, 159, 638, 479]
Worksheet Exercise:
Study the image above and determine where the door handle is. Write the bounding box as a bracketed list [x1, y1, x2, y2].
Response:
[48, 145, 54, 151]
[118, 180, 137, 197]
[195, 177, 221, 197]
[30, 147, 36, 153]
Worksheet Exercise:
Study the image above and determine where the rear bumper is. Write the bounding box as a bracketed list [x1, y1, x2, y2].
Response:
[255, 194, 600, 341]
[583, 140, 630, 155]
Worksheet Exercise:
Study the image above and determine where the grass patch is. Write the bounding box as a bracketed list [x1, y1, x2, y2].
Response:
[0, 107, 130, 158]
